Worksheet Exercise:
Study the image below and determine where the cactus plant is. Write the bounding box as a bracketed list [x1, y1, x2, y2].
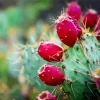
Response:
[10, 2, 100, 100]
[62, 33, 100, 100]
[14, 26, 100, 100]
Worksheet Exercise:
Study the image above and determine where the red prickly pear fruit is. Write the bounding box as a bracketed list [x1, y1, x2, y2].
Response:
[95, 22, 100, 40]
[67, 2, 81, 21]
[38, 42, 63, 62]
[68, 16, 82, 37]
[36, 91, 56, 100]
[56, 13, 78, 47]
[38, 64, 64, 86]
[83, 9, 98, 28]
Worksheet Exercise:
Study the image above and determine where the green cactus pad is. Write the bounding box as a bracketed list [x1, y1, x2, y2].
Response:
[62, 33, 100, 100]
[17, 45, 54, 91]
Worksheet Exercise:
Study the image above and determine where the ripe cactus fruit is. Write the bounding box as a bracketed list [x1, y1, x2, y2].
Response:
[83, 9, 98, 28]
[56, 13, 78, 47]
[38, 42, 63, 62]
[70, 17, 82, 37]
[36, 91, 56, 100]
[95, 22, 100, 40]
[67, 2, 81, 21]
[38, 64, 64, 86]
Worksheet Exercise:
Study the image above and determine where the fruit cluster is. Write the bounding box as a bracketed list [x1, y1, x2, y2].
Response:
[36, 1, 100, 100]
[12, 1, 100, 100]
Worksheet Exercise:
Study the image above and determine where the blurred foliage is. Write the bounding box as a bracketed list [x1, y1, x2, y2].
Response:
[0, 0, 52, 99]
[6, 22, 58, 99]
[0, 0, 51, 39]
[0, 53, 8, 83]
[6, 7, 23, 27]
[0, 12, 8, 39]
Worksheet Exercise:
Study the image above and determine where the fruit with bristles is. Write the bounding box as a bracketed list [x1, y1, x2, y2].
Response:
[83, 9, 98, 28]
[38, 64, 64, 86]
[67, 2, 81, 21]
[38, 41, 64, 62]
[56, 13, 78, 47]
[36, 91, 56, 100]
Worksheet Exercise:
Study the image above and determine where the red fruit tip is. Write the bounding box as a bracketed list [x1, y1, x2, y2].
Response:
[67, 1, 81, 20]
[56, 13, 67, 24]
[83, 9, 98, 28]
[68, 1, 78, 5]
[89, 9, 97, 14]
[38, 64, 46, 74]
[40, 92, 48, 99]
[36, 91, 56, 100]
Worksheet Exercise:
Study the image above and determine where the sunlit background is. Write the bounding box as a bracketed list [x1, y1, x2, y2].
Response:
[0, 0, 100, 100]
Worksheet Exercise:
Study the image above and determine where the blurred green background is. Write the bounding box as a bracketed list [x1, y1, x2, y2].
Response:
[0, 0, 53, 99]
[0, 0, 61, 99]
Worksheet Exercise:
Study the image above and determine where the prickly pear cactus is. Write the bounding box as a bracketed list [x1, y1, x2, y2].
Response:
[11, 2, 100, 100]
[15, 32, 100, 100]
[62, 33, 100, 100]
[12, 44, 54, 91]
